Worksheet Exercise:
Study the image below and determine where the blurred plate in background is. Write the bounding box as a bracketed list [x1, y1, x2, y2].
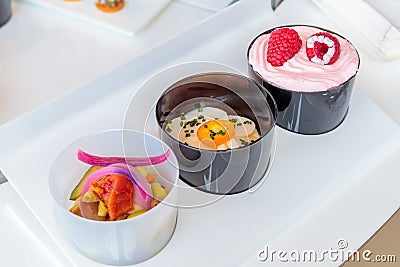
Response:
[23, 0, 172, 35]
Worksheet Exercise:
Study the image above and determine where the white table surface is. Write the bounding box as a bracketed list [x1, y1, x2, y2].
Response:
[0, 0, 399, 266]
[0, 0, 219, 125]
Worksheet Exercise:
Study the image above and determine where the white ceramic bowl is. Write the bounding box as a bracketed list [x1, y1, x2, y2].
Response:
[49, 130, 179, 265]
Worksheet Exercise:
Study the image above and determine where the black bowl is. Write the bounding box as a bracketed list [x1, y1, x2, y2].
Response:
[155, 72, 277, 195]
[0, 0, 11, 27]
[247, 25, 360, 135]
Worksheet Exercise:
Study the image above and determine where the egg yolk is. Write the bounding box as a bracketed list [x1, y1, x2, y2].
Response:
[197, 120, 235, 147]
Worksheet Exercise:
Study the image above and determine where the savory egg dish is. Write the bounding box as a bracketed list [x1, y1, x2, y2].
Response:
[165, 107, 260, 150]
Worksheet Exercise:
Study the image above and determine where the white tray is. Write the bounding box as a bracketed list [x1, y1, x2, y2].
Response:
[1, 0, 400, 266]
[0, 182, 70, 266]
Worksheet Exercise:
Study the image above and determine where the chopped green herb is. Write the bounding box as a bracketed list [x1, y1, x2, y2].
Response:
[229, 118, 238, 123]
[182, 118, 199, 128]
[180, 121, 184, 127]
[244, 120, 252, 125]
[202, 119, 206, 122]
[209, 130, 217, 139]
[240, 139, 249, 146]
[184, 130, 189, 133]
[198, 115, 204, 120]
[190, 119, 198, 127]
[168, 120, 172, 124]
[196, 123, 201, 126]
[236, 123, 243, 126]
[204, 125, 208, 128]
[215, 117, 219, 120]
[197, 107, 203, 112]
[190, 130, 194, 133]
[217, 130, 226, 136]
[165, 127, 172, 133]
[185, 133, 191, 137]
[180, 113, 186, 120]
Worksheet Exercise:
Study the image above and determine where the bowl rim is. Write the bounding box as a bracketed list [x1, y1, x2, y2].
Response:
[155, 71, 278, 153]
[49, 129, 179, 225]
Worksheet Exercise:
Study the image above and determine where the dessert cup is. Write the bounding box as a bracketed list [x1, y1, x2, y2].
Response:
[156, 72, 277, 195]
[248, 25, 360, 135]
[49, 130, 179, 265]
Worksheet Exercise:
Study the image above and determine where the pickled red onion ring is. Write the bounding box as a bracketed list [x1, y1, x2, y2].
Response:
[77, 149, 170, 167]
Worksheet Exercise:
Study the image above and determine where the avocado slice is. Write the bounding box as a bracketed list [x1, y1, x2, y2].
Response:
[69, 166, 102, 200]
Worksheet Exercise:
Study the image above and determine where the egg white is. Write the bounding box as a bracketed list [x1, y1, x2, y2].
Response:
[166, 107, 259, 150]
[228, 115, 256, 137]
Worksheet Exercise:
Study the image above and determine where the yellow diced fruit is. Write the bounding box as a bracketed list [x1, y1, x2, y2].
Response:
[97, 200, 107, 217]
[82, 190, 100, 202]
[69, 198, 81, 216]
[151, 182, 167, 199]
[80, 190, 107, 218]
[127, 210, 146, 218]
[136, 166, 148, 177]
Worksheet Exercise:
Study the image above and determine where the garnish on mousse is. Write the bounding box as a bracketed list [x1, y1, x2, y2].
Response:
[306, 32, 341, 65]
[164, 107, 260, 150]
[266, 27, 302, 67]
[266, 27, 342, 67]
[69, 150, 171, 221]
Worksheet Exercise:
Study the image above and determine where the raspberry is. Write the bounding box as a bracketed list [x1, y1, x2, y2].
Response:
[267, 28, 302, 67]
[306, 32, 340, 65]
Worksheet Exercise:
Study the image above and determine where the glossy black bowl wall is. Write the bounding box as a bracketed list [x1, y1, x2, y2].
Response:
[249, 69, 356, 135]
[156, 73, 277, 195]
[0, 0, 11, 27]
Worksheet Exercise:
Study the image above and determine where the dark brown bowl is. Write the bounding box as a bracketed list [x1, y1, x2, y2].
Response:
[155, 72, 277, 195]
[247, 25, 360, 135]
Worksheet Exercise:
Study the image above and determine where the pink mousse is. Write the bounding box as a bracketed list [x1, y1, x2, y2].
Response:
[248, 26, 359, 92]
